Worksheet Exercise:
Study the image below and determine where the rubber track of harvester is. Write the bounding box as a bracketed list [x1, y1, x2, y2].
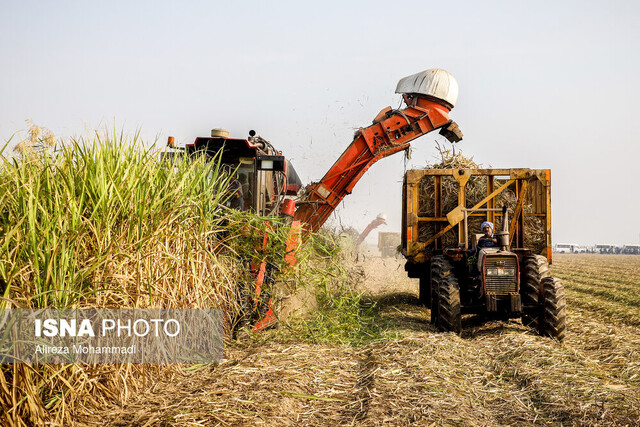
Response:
[521, 255, 549, 329]
[438, 272, 462, 335]
[429, 256, 446, 325]
[541, 277, 567, 342]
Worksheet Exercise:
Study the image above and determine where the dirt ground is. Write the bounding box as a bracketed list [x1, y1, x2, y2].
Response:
[85, 253, 640, 426]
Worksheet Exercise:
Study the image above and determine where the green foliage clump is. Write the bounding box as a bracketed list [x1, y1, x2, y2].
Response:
[280, 232, 389, 347]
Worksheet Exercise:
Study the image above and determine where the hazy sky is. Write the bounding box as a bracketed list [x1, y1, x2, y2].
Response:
[1, 0, 639, 246]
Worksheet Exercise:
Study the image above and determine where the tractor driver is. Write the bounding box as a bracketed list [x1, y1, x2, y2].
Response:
[475, 221, 498, 272]
[477, 221, 498, 248]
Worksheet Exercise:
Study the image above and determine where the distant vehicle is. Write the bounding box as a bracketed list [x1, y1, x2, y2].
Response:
[595, 244, 620, 254]
[378, 232, 401, 258]
[573, 245, 588, 254]
[554, 243, 577, 253]
[622, 244, 640, 255]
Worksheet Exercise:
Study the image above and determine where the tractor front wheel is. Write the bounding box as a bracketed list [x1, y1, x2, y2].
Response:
[429, 256, 447, 325]
[438, 272, 462, 335]
[521, 255, 549, 329]
[540, 277, 567, 341]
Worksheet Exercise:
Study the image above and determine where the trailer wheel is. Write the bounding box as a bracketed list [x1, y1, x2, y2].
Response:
[418, 261, 431, 308]
[521, 255, 549, 329]
[429, 256, 447, 325]
[438, 271, 462, 335]
[540, 277, 567, 342]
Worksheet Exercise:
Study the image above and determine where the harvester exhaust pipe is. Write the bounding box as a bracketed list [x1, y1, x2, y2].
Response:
[495, 205, 510, 251]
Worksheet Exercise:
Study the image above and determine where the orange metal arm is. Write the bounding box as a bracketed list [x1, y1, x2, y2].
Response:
[294, 95, 462, 232]
[355, 217, 386, 247]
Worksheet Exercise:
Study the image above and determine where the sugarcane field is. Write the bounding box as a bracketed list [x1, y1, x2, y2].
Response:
[2, 2, 640, 426]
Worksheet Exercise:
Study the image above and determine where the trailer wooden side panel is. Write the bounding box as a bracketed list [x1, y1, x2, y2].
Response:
[402, 168, 552, 264]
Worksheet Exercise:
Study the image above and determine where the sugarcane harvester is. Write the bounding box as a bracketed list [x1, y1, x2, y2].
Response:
[168, 69, 463, 329]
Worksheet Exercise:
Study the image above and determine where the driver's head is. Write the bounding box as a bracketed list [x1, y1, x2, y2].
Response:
[480, 221, 493, 236]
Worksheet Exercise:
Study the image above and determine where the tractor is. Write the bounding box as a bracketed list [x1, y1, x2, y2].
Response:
[402, 168, 567, 340]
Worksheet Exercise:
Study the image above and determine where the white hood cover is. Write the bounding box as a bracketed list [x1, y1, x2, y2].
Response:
[395, 68, 459, 108]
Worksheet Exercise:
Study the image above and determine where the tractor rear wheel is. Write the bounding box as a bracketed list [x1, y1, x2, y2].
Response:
[429, 256, 447, 325]
[540, 277, 567, 341]
[521, 255, 549, 329]
[418, 261, 431, 308]
[438, 271, 462, 334]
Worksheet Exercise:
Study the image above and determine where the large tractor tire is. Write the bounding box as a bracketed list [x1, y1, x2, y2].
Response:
[418, 261, 431, 308]
[540, 277, 567, 341]
[521, 255, 549, 329]
[438, 272, 462, 334]
[429, 256, 447, 325]
[429, 256, 461, 334]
